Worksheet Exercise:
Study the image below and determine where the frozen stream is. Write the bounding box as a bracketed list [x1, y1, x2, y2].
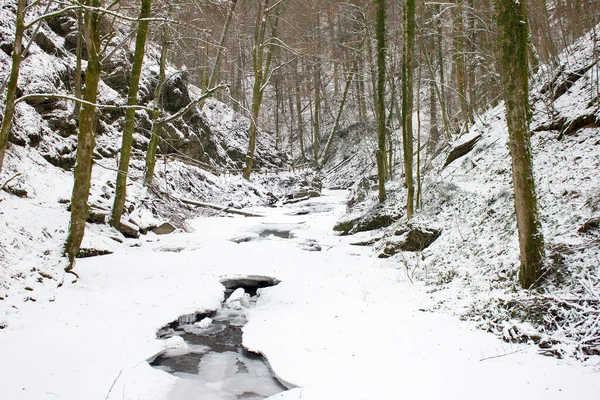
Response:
[150, 279, 288, 399]
[1, 190, 599, 400]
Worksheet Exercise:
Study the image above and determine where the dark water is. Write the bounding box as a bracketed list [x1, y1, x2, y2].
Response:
[150, 277, 288, 400]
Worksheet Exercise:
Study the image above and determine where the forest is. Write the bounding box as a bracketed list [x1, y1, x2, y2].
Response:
[1, 0, 599, 399]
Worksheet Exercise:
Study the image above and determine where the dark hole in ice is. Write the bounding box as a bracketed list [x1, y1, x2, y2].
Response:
[150, 276, 289, 399]
[259, 229, 292, 239]
[220, 275, 281, 297]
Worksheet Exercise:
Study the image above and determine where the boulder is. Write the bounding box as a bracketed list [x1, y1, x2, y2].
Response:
[163, 72, 191, 112]
[119, 220, 140, 238]
[333, 217, 359, 235]
[379, 225, 442, 257]
[294, 187, 321, 199]
[77, 248, 113, 258]
[154, 221, 177, 235]
[34, 31, 57, 54]
[334, 207, 402, 235]
[87, 208, 109, 224]
[347, 176, 377, 209]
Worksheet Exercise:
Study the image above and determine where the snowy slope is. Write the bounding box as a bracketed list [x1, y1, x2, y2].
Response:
[0, 2, 296, 321]
[328, 23, 600, 360]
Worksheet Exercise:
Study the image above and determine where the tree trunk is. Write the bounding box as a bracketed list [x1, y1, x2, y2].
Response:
[428, 61, 439, 152]
[403, 0, 416, 219]
[294, 67, 306, 161]
[356, 57, 367, 120]
[0, 0, 26, 175]
[287, 81, 295, 160]
[375, 0, 387, 203]
[416, 55, 422, 209]
[243, 0, 278, 180]
[312, 62, 321, 167]
[145, 7, 173, 187]
[436, 4, 450, 138]
[208, 0, 238, 89]
[320, 66, 354, 168]
[274, 76, 280, 149]
[64, 0, 103, 269]
[111, 0, 152, 229]
[495, 0, 545, 289]
[453, 0, 472, 126]
[73, 8, 83, 118]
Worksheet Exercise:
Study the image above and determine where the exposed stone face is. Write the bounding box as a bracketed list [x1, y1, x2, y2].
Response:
[378, 225, 442, 258]
[76, 248, 113, 258]
[154, 221, 177, 235]
[333, 206, 402, 235]
[163, 72, 192, 112]
[119, 220, 140, 238]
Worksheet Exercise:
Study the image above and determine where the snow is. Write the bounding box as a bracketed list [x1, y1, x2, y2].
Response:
[1, 190, 599, 400]
[1, 5, 599, 399]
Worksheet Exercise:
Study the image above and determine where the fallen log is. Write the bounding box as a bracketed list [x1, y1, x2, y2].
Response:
[180, 198, 264, 217]
[442, 134, 482, 169]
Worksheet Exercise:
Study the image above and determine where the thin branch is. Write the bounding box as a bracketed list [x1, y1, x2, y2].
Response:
[1, 173, 22, 191]
[15, 93, 155, 113]
[25, 5, 80, 29]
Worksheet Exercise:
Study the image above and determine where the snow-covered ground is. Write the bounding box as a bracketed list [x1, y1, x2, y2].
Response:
[1, 190, 598, 400]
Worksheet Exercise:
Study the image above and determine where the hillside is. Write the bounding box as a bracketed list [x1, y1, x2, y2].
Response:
[0, 3, 300, 319]
[325, 23, 600, 360]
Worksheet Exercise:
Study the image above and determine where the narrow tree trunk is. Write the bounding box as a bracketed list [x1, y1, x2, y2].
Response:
[320, 67, 354, 168]
[208, 0, 238, 89]
[466, 0, 477, 116]
[495, 0, 545, 289]
[73, 8, 83, 118]
[374, 0, 387, 203]
[274, 77, 280, 149]
[403, 0, 416, 219]
[428, 60, 439, 152]
[453, 0, 471, 126]
[416, 55, 422, 209]
[312, 65, 321, 167]
[243, 0, 277, 180]
[111, 0, 152, 228]
[294, 71, 306, 161]
[64, 0, 103, 269]
[436, 4, 450, 137]
[0, 0, 26, 175]
[287, 83, 295, 160]
[145, 10, 173, 186]
[244, 77, 262, 179]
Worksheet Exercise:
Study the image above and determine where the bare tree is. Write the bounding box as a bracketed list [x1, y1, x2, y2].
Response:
[65, 0, 103, 271]
[495, 0, 545, 289]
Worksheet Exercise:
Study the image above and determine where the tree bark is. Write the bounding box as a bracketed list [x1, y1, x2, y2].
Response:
[208, 0, 238, 89]
[294, 64, 306, 161]
[312, 62, 321, 166]
[243, 0, 279, 180]
[453, 0, 472, 126]
[73, 8, 83, 118]
[320, 66, 354, 168]
[403, 0, 416, 219]
[0, 0, 26, 175]
[111, 0, 152, 228]
[64, 0, 103, 269]
[375, 0, 387, 203]
[144, 14, 172, 186]
[495, 0, 545, 289]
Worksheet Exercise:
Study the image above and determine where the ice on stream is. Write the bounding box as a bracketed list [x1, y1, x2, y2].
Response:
[157, 287, 287, 400]
[168, 351, 284, 400]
